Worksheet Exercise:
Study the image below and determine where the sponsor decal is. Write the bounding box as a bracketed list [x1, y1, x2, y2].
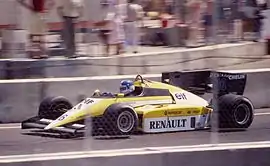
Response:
[165, 109, 201, 116]
[143, 116, 199, 132]
[167, 110, 182, 115]
[175, 93, 187, 100]
[149, 118, 187, 129]
[210, 73, 245, 80]
[58, 114, 68, 121]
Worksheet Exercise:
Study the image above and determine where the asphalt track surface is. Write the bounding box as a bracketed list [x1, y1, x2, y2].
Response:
[0, 108, 269, 156]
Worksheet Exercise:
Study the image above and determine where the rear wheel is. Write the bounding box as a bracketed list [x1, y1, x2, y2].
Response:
[38, 96, 73, 120]
[218, 94, 254, 129]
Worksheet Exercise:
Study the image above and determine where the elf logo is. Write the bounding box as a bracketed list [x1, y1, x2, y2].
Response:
[175, 93, 187, 100]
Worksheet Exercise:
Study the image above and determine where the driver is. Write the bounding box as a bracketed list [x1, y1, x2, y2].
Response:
[119, 80, 136, 96]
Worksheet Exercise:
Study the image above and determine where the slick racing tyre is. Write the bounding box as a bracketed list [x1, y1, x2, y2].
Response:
[104, 108, 138, 136]
[218, 94, 254, 129]
[38, 96, 73, 120]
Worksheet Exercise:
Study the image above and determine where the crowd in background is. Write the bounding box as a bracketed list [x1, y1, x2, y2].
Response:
[17, 0, 85, 59]
[13, 0, 269, 58]
[139, 0, 267, 44]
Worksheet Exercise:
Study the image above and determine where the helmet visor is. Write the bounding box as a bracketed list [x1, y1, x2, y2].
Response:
[120, 86, 128, 92]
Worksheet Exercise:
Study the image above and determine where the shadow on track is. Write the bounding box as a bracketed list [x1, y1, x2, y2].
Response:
[21, 130, 84, 140]
[21, 128, 254, 141]
[21, 130, 132, 140]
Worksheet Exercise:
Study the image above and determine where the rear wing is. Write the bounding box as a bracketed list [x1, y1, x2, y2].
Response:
[161, 70, 247, 96]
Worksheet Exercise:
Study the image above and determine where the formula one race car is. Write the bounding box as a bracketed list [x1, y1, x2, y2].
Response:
[21, 70, 254, 136]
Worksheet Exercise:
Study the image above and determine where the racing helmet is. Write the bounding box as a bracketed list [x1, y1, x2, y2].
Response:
[120, 80, 135, 94]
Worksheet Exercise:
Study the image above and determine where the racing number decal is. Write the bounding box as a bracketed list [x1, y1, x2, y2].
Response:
[84, 99, 94, 104]
[58, 114, 68, 121]
[175, 93, 187, 100]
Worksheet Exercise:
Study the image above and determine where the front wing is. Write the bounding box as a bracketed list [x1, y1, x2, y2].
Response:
[21, 117, 86, 135]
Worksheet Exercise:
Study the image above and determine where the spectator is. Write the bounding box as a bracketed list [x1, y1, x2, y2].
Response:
[96, 0, 113, 56]
[140, 0, 151, 12]
[185, 0, 203, 46]
[253, 9, 265, 41]
[94, 1, 125, 55]
[17, 0, 54, 59]
[57, 0, 84, 58]
[121, 0, 144, 53]
[231, 0, 245, 42]
[217, 0, 232, 36]
[240, 0, 261, 40]
[258, 0, 268, 10]
[202, 0, 213, 44]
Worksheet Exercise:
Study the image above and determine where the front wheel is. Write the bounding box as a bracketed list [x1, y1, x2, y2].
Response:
[104, 108, 138, 136]
[38, 96, 73, 120]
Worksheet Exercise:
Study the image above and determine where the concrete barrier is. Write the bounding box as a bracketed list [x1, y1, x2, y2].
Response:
[1, 29, 28, 59]
[1, 69, 270, 123]
[0, 75, 160, 122]
[1, 141, 270, 166]
[0, 42, 266, 79]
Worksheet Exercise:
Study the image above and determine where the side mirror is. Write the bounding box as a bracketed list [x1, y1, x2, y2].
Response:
[117, 93, 125, 98]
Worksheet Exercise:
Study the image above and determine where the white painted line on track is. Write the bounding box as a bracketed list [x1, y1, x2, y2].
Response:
[0, 125, 20, 129]
[1, 141, 270, 163]
[254, 112, 270, 116]
[0, 123, 21, 129]
[0, 112, 269, 130]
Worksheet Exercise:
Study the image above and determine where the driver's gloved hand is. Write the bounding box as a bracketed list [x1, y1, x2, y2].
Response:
[92, 89, 101, 96]
[101, 92, 114, 96]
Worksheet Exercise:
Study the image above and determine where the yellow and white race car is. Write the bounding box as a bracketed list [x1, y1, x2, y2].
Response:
[21, 71, 254, 136]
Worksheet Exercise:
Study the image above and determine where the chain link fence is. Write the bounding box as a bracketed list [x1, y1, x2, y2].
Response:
[0, 1, 269, 164]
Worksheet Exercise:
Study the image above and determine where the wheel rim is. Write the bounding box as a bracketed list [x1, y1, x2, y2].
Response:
[234, 103, 250, 125]
[117, 111, 135, 133]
